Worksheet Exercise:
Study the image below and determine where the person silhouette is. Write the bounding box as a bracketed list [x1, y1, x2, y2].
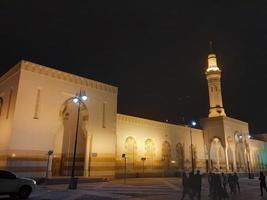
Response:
[208, 172, 213, 196]
[259, 172, 267, 196]
[195, 170, 202, 200]
[228, 174, 236, 194]
[233, 172, 240, 193]
[221, 173, 227, 192]
[189, 172, 195, 199]
[181, 172, 193, 200]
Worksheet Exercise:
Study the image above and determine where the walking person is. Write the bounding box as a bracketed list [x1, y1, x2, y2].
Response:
[233, 173, 240, 193]
[221, 173, 229, 199]
[211, 173, 217, 199]
[259, 172, 267, 197]
[228, 174, 236, 194]
[181, 172, 193, 200]
[208, 172, 213, 197]
[221, 173, 227, 192]
[195, 170, 202, 200]
[189, 172, 195, 199]
[215, 174, 224, 200]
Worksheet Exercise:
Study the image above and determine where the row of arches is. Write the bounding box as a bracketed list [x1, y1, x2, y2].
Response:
[209, 135, 263, 172]
[124, 136, 197, 170]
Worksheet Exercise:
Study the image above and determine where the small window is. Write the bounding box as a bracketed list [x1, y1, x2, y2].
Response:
[210, 87, 213, 92]
[102, 102, 106, 128]
[0, 97, 3, 116]
[33, 89, 41, 119]
[6, 89, 13, 119]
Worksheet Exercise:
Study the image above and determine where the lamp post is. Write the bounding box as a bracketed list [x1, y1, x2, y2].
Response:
[141, 157, 146, 176]
[46, 150, 53, 179]
[122, 153, 127, 184]
[189, 121, 197, 172]
[246, 135, 253, 179]
[69, 90, 87, 190]
[161, 156, 165, 177]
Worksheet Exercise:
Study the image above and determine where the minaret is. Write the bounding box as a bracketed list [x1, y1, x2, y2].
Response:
[205, 42, 226, 117]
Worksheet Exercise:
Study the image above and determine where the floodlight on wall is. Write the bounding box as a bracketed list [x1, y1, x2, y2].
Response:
[191, 121, 197, 127]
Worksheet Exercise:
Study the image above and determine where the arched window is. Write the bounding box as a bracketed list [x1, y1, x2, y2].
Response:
[190, 144, 197, 169]
[125, 136, 137, 169]
[176, 143, 184, 170]
[234, 132, 246, 171]
[210, 138, 225, 171]
[162, 141, 171, 168]
[0, 97, 3, 116]
[145, 139, 155, 168]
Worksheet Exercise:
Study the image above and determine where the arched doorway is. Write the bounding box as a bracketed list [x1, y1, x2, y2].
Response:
[176, 143, 184, 170]
[55, 99, 89, 176]
[227, 136, 234, 171]
[144, 139, 155, 169]
[125, 136, 137, 171]
[235, 133, 246, 171]
[227, 147, 234, 171]
[162, 141, 171, 169]
[189, 144, 197, 170]
[210, 138, 225, 171]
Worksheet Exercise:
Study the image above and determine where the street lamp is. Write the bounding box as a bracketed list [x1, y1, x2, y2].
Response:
[122, 153, 127, 184]
[189, 120, 197, 172]
[161, 156, 165, 177]
[141, 157, 146, 176]
[69, 90, 88, 190]
[46, 150, 53, 179]
[246, 134, 253, 179]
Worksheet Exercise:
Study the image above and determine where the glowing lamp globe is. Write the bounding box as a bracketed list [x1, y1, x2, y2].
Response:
[72, 97, 79, 103]
[81, 95, 88, 101]
[191, 121, 197, 127]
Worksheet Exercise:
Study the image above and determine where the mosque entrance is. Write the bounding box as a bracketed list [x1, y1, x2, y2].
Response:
[53, 99, 89, 176]
[235, 133, 246, 172]
[210, 138, 226, 171]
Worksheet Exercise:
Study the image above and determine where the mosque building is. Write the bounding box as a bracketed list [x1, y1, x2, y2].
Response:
[0, 49, 266, 178]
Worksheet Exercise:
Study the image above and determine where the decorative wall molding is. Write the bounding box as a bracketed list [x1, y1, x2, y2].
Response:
[0, 60, 118, 94]
[117, 114, 172, 129]
[117, 114, 201, 132]
[0, 62, 21, 85]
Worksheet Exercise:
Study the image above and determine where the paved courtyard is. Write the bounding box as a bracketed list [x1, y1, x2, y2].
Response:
[0, 177, 266, 200]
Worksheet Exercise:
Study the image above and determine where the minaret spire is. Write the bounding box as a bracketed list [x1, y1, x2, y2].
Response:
[205, 42, 226, 117]
[209, 41, 214, 53]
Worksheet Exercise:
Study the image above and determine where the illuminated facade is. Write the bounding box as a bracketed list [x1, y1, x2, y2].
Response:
[0, 54, 266, 178]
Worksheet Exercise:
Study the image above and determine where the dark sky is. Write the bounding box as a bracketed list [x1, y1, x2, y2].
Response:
[1, 1, 267, 134]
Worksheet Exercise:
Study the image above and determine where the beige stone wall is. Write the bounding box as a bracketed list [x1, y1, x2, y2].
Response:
[0, 62, 22, 169]
[116, 114, 206, 177]
[2, 61, 118, 177]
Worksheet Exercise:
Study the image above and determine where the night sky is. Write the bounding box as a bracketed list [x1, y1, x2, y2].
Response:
[1, 1, 267, 134]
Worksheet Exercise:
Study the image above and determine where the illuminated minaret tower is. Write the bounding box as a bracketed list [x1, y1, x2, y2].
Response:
[205, 42, 226, 117]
